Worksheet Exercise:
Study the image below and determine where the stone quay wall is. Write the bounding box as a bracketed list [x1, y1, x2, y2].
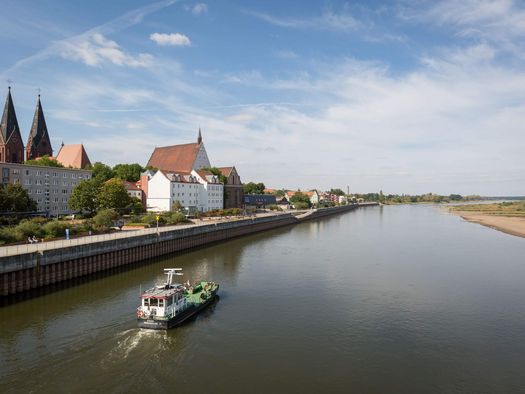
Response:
[0, 204, 376, 296]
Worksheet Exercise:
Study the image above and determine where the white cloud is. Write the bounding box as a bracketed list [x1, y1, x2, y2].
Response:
[191, 3, 208, 15]
[244, 8, 363, 31]
[60, 33, 153, 67]
[150, 32, 191, 47]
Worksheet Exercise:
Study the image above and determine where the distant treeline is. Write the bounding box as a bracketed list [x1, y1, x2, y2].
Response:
[354, 192, 484, 204]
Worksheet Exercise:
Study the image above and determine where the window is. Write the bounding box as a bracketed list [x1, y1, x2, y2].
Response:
[63, 173, 67, 178]
[36, 170, 42, 176]
[2, 168, 8, 178]
[13, 169, 19, 175]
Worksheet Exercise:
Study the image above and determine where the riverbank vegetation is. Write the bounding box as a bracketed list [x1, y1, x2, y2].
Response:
[449, 201, 525, 217]
[354, 192, 483, 204]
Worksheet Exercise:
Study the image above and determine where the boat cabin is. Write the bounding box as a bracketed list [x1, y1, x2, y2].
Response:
[140, 285, 188, 318]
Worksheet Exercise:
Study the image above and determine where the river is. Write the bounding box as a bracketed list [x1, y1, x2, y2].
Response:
[1, 205, 525, 393]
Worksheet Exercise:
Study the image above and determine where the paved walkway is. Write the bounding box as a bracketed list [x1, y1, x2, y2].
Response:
[0, 212, 286, 258]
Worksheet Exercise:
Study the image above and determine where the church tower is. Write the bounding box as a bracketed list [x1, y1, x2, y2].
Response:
[26, 94, 53, 160]
[0, 87, 25, 163]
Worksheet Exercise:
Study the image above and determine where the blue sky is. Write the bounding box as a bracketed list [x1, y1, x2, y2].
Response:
[1, 0, 524, 195]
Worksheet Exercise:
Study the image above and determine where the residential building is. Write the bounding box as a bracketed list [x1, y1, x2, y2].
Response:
[193, 169, 224, 211]
[146, 169, 223, 213]
[0, 162, 91, 214]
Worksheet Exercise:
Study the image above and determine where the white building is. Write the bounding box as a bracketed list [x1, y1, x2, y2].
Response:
[146, 169, 223, 213]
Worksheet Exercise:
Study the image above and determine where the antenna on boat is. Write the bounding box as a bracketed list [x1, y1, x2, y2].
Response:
[164, 268, 183, 286]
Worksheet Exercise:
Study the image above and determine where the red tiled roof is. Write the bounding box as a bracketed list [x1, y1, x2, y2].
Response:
[216, 166, 233, 177]
[147, 143, 200, 172]
[55, 144, 91, 169]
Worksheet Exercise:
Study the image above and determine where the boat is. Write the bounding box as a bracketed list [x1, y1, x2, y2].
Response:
[136, 268, 219, 330]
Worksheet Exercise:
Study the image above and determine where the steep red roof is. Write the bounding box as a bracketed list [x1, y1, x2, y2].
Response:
[55, 144, 91, 169]
[216, 166, 233, 177]
[147, 143, 200, 172]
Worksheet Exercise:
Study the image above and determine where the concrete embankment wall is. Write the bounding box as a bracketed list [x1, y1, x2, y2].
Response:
[0, 204, 375, 296]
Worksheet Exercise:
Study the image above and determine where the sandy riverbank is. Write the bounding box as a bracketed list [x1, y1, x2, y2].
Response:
[452, 211, 525, 239]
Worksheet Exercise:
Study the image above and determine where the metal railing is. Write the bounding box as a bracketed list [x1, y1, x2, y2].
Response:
[0, 212, 291, 258]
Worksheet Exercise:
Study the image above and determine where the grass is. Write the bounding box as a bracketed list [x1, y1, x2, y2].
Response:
[449, 201, 525, 217]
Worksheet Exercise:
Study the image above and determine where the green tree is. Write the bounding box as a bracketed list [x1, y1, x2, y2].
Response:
[88, 162, 114, 183]
[243, 182, 265, 194]
[93, 208, 119, 231]
[0, 184, 37, 212]
[25, 155, 64, 168]
[97, 179, 131, 210]
[113, 163, 144, 182]
[330, 188, 345, 196]
[172, 200, 183, 212]
[290, 192, 311, 207]
[127, 197, 145, 215]
[69, 179, 99, 214]
[202, 167, 227, 184]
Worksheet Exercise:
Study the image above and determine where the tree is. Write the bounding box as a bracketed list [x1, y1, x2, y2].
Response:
[88, 162, 114, 183]
[172, 200, 183, 212]
[290, 192, 311, 207]
[330, 188, 345, 196]
[243, 182, 265, 194]
[93, 208, 119, 231]
[97, 179, 131, 210]
[25, 155, 64, 168]
[127, 197, 144, 215]
[202, 167, 227, 184]
[0, 184, 37, 212]
[69, 179, 99, 214]
[113, 163, 144, 182]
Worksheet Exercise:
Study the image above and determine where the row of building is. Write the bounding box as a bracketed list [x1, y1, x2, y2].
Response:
[0, 85, 246, 215]
[0, 88, 93, 214]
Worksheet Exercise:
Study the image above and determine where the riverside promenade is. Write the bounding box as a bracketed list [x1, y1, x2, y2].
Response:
[0, 204, 377, 296]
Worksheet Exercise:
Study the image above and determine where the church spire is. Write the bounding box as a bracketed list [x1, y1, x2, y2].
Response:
[26, 93, 53, 160]
[197, 127, 202, 144]
[0, 87, 24, 163]
[1, 87, 22, 143]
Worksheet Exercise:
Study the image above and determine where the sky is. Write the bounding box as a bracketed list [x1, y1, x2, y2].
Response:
[1, 0, 524, 195]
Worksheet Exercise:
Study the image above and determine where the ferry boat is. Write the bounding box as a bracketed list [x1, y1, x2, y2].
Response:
[136, 268, 219, 330]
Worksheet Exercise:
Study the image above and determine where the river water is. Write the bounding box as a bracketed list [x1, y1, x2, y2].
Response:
[1, 205, 525, 393]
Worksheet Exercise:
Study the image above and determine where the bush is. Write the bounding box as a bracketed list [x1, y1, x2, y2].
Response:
[164, 212, 189, 225]
[42, 220, 69, 239]
[93, 209, 119, 231]
[15, 219, 45, 239]
[140, 213, 166, 226]
[0, 226, 18, 244]
[293, 202, 309, 210]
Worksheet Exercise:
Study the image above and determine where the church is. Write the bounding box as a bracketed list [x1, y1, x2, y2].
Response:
[0, 87, 91, 167]
[144, 130, 244, 211]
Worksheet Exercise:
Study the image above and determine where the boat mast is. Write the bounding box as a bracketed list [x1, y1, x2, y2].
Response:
[164, 268, 183, 286]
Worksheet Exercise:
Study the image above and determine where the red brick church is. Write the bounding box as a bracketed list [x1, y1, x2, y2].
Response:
[0, 87, 91, 168]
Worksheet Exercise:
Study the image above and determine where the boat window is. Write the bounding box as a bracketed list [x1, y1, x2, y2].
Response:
[143, 298, 150, 307]
[148, 298, 159, 307]
[158, 299, 164, 308]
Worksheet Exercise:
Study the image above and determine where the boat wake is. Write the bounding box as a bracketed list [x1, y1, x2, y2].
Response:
[102, 328, 177, 366]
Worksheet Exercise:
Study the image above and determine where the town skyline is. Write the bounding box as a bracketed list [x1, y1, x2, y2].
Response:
[1, 0, 524, 195]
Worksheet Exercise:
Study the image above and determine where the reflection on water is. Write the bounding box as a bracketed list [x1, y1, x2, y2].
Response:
[1, 206, 525, 393]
